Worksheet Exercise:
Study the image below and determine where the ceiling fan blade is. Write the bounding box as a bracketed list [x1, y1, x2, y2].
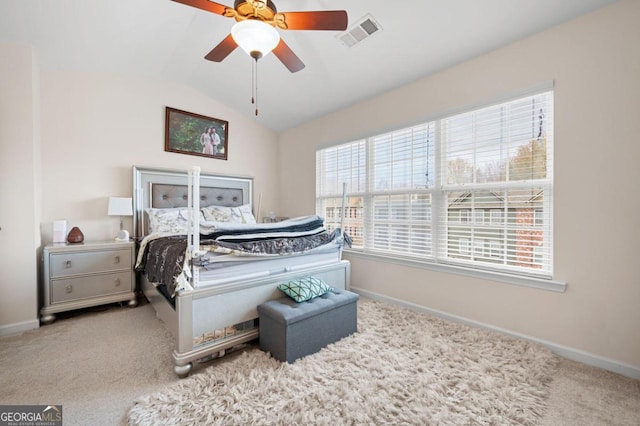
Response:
[171, 0, 229, 15]
[272, 39, 305, 73]
[204, 34, 238, 62]
[279, 10, 348, 31]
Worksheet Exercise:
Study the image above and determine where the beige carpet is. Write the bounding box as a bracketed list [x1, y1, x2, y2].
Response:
[128, 299, 557, 425]
[1, 298, 639, 425]
[0, 301, 177, 425]
[540, 358, 640, 426]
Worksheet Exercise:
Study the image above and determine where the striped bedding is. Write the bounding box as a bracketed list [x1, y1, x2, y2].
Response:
[136, 216, 345, 296]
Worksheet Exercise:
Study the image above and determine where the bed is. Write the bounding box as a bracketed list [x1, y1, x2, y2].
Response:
[133, 166, 350, 376]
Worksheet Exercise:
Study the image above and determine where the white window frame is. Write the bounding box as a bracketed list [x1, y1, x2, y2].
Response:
[490, 209, 503, 224]
[489, 240, 502, 258]
[460, 210, 470, 223]
[316, 85, 566, 293]
[535, 209, 544, 226]
[459, 238, 470, 255]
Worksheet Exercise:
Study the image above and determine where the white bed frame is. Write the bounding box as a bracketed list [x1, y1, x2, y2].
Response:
[133, 166, 350, 376]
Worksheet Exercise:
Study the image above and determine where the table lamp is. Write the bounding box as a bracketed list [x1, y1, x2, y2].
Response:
[108, 197, 133, 241]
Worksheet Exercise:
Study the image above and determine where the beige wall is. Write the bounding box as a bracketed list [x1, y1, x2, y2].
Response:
[0, 43, 41, 333]
[0, 51, 280, 332]
[39, 71, 281, 243]
[279, 0, 640, 371]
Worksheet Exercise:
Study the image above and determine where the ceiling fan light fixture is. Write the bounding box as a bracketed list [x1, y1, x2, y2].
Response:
[231, 19, 280, 59]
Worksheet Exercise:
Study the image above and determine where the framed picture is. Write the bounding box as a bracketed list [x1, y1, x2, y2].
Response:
[165, 107, 228, 160]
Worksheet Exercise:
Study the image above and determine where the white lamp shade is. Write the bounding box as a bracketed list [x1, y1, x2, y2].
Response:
[108, 197, 133, 216]
[231, 19, 280, 58]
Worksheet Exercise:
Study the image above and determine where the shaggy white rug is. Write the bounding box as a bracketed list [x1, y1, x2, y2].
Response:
[128, 299, 557, 425]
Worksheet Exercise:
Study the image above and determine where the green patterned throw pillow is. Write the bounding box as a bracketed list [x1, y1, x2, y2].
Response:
[278, 276, 332, 302]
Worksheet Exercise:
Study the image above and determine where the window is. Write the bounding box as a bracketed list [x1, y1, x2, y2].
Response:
[316, 89, 554, 279]
[535, 209, 544, 226]
[489, 240, 502, 258]
[490, 209, 503, 224]
[459, 238, 470, 255]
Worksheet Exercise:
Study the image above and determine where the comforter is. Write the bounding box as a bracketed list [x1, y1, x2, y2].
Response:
[136, 216, 345, 296]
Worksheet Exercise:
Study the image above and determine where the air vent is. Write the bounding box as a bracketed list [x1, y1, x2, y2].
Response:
[337, 14, 382, 48]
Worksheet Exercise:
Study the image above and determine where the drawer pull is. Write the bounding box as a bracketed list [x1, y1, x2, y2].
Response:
[65, 260, 72, 268]
[114, 256, 120, 264]
[114, 278, 121, 287]
[65, 284, 73, 294]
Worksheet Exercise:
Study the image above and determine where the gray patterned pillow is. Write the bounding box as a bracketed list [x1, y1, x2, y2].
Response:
[201, 205, 236, 222]
[202, 204, 257, 224]
[236, 204, 257, 224]
[278, 276, 332, 302]
[147, 207, 191, 234]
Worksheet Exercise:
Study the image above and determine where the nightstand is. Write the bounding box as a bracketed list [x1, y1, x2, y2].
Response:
[40, 240, 137, 324]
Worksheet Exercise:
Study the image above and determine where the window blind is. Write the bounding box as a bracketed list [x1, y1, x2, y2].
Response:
[316, 90, 554, 278]
[437, 91, 553, 276]
[316, 140, 366, 247]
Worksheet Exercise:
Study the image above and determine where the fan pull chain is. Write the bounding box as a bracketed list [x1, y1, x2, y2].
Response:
[251, 58, 255, 106]
[254, 58, 259, 116]
[249, 57, 259, 116]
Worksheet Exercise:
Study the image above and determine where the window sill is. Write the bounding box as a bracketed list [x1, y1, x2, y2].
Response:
[342, 249, 567, 293]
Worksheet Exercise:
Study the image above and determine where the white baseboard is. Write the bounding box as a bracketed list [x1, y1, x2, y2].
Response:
[0, 319, 39, 337]
[351, 287, 640, 381]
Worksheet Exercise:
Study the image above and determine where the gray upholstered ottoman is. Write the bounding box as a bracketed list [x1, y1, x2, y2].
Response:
[257, 289, 359, 363]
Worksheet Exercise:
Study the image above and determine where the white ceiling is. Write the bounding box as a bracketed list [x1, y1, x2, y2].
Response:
[0, 0, 618, 132]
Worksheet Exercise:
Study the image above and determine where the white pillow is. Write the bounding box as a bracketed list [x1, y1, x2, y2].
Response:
[147, 207, 191, 234]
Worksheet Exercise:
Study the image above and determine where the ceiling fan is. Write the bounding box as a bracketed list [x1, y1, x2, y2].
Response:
[172, 0, 349, 73]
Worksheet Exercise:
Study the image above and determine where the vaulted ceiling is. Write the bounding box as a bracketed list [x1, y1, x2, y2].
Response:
[0, 0, 618, 131]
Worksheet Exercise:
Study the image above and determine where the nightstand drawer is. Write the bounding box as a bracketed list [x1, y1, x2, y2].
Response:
[50, 248, 132, 278]
[51, 271, 133, 304]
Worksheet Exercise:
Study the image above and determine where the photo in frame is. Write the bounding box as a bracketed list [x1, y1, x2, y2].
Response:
[165, 107, 229, 160]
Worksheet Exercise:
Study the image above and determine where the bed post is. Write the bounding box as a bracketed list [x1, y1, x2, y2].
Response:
[192, 166, 201, 251]
[188, 166, 201, 287]
[187, 168, 192, 241]
[340, 182, 347, 239]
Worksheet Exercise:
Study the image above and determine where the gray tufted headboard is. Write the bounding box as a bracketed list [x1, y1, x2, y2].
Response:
[132, 166, 253, 239]
[151, 184, 244, 209]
